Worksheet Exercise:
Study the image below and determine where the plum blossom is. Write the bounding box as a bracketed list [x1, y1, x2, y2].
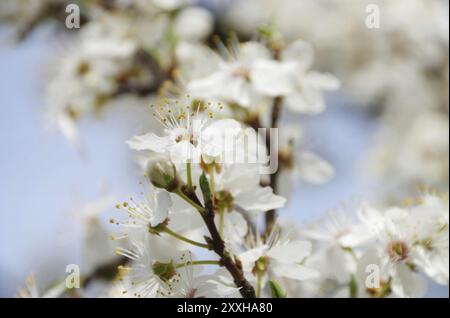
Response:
[238, 227, 319, 296]
[215, 163, 286, 213]
[187, 38, 296, 107]
[115, 189, 173, 233]
[126, 99, 242, 164]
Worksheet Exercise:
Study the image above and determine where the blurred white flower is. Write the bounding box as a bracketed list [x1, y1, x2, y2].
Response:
[407, 195, 449, 285]
[16, 273, 66, 298]
[368, 112, 449, 195]
[174, 6, 214, 42]
[187, 39, 295, 107]
[277, 125, 334, 199]
[356, 195, 449, 297]
[281, 40, 340, 114]
[153, 0, 195, 11]
[300, 206, 371, 284]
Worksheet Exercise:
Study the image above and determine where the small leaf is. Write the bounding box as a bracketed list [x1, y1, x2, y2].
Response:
[199, 173, 212, 209]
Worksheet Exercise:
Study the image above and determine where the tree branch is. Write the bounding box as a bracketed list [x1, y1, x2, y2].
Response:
[265, 95, 283, 235]
[81, 255, 129, 288]
[188, 181, 256, 298]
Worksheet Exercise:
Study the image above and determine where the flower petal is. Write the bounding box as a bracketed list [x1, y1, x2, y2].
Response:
[284, 91, 325, 114]
[126, 133, 172, 152]
[282, 39, 314, 72]
[150, 190, 172, 227]
[235, 186, 286, 213]
[251, 60, 296, 96]
[272, 262, 319, 281]
[169, 140, 200, 163]
[391, 263, 427, 298]
[267, 240, 312, 263]
[239, 246, 269, 273]
[306, 71, 340, 90]
[239, 41, 272, 63]
[297, 151, 334, 184]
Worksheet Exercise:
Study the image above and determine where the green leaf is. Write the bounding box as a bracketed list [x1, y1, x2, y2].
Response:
[199, 173, 212, 209]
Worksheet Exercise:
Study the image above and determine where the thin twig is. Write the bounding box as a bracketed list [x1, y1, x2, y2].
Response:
[183, 186, 256, 298]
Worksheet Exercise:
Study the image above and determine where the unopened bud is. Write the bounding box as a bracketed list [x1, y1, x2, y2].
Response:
[146, 160, 179, 192]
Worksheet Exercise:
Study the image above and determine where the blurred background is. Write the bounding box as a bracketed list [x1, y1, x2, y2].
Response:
[0, 0, 448, 297]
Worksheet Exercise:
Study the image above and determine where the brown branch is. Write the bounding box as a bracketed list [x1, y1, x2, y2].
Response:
[201, 207, 256, 298]
[265, 96, 283, 235]
[264, 44, 284, 236]
[185, 184, 256, 298]
[113, 49, 168, 98]
[81, 255, 129, 288]
[16, 1, 89, 41]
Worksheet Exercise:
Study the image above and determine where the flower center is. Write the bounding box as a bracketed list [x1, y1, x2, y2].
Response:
[232, 65, 251, 81]
[366, 277, 392, 298]
[387, 240, 409, 262]
[152, 261, 177, 282]
[215, 190, 234, 211]
[252, 256, 269, 275]
[186, 288, 198, 298]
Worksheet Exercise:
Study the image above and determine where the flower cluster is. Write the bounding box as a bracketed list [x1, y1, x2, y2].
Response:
[222, 0, 449, 199]
[297, 193, 448, 297]
[5, 0, 448, 298]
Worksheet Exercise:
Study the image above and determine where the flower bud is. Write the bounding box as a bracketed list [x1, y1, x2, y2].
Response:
[146, 160, 179, 192]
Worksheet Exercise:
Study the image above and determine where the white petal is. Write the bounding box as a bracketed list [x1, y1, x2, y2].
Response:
[235, 186, 286, 213]
[153, 0, 193, 11]
[282, 39, 314, 71]
[187, 71, 230, 101]
[239, 246, 269, 273]
[150, 191, 172, 227]
[305, 71, 340, 90]
[338, 224, 375, 248]
[201, 119, 242, 158]
[239, 42, 272, 63]
[173, 6, 213, 42]
[224, 211, 248, 238]
[42, 282, 68, 298]
[272, 262, 319, 281]
[267, 240, 312, 263]
[284, 91, 325, 114]
[126, 133, 172, 152]
[391, 264, 427, 298]
[58, 114, 79, 146]
[169, 140, 200, 163]
[220, 163, 260, 190]
[226, 77, 256, 107]
[357, 205, 386, 234]
[297, 151, 334, 184]
[200, 279, 241, 298]
[251, 60, 296, 96]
